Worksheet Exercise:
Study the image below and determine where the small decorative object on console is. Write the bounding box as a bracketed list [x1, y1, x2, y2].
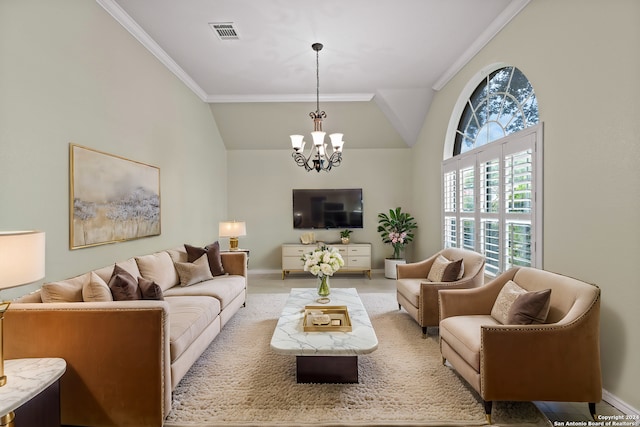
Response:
[300, 232, 315, 244]
[339, 229, 352, 244]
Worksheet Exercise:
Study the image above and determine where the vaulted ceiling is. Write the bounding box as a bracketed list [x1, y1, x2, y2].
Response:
[98, 0, 530, 149]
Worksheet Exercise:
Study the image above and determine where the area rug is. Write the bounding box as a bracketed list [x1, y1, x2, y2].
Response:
[164, 292, 550, 427]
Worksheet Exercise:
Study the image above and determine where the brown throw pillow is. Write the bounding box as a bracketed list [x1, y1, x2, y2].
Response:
[109, 264, 142, 301]
[204, 241, 225, 276]
[507, 288, 552, 325]
[185, 241, 225, 276]
[427, 255, 463, 282]
[138, 277, 164, 301]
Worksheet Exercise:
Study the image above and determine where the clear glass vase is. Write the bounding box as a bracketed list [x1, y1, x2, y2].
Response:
[317, 274, 330, 297]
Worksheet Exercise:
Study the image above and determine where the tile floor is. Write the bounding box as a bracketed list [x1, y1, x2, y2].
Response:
[248, 270, 627, 424]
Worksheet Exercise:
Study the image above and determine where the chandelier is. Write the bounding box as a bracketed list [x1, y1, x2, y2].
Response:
[290, 43, 344, 172]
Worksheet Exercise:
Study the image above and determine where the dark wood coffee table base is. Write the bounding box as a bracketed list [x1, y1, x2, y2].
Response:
[296, 356, 358, 383]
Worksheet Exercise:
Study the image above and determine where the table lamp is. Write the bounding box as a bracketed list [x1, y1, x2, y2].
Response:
[218, 221, 246, 251]
[0, 231, 45, 388]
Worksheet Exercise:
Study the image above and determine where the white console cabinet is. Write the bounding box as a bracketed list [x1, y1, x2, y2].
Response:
[282, 243, 371, 279]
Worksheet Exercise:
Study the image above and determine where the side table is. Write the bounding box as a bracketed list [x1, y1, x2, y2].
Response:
[0, 358, 66, 427]
[222, 248, 250, 268]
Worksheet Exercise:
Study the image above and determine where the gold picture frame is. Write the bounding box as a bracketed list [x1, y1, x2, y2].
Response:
[70, 144, 160, 249]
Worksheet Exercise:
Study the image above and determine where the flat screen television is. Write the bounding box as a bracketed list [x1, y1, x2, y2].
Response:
[293, 188, 363, 229]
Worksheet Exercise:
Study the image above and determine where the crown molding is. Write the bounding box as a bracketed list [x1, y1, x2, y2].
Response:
[206, 93, 375, 103]
[432, 0, 531, 91]
[96, 0, 209, 102]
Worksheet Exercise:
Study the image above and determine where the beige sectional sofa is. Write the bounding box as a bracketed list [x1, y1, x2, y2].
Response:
[5, 245, 247, 427]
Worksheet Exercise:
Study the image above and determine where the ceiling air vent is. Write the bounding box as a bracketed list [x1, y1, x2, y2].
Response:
[209, 22, 239, 40]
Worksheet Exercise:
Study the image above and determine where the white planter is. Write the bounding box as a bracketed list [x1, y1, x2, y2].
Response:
[384, 258, 406, 279]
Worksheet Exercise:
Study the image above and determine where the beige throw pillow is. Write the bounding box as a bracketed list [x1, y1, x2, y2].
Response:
[427, 255, 463, 282]
[82, 271, 113, 302]
[175, 253, 214, 287]
[41, 272, 89, 303]
[491, 281, 552, 325]
[136, 251, 179, 291]
[491, 280, 525, 324]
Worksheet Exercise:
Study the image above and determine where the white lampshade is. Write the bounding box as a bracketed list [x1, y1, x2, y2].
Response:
[329, 133, 344, 152]
[311, 131, 325, 147]
[0, 231, 46, 290]
[218, 221, 247, 238]
[290, 134, 304, 150]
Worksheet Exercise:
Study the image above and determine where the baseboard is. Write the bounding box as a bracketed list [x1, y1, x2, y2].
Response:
[603, 389, 640, 416]
[248, 269, 386, 276]
[248, 269, 281, 275]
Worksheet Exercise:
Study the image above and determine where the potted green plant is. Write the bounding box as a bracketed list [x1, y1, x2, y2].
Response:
[377, 207, 418, 278]
[339, 229, 353, 244]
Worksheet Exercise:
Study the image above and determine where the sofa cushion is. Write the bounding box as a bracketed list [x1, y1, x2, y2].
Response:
[174, 254, 214, 287]
[167, 246, 188, 263]
[396, 279, 422, 308]
[165, 296, 221, 362]
[138, 277, 164, 300]
[185, 242, 225, 276]
[427, 255, 463, 282]
[14, 290, 43, 303]
[41, 272, 89, 303]
[109, 264, 142, 301]
[82, 271, 113, 302]
[439, 315, 501, 371]
[136, 251, 179, 292]
[507, 288, 551, 325]
[163, 275, 245, 309]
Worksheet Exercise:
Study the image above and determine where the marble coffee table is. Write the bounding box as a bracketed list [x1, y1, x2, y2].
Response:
[270, 287, 378, 383]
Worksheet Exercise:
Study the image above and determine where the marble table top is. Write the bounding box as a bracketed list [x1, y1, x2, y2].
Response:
[270, 287, 378, 356]
[0, 358, 66, 416]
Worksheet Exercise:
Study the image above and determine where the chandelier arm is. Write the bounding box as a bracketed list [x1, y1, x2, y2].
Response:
[292, 151, 313, 171]
[327, 151, 342, 168]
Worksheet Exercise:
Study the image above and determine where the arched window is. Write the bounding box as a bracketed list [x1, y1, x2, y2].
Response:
[443, 65, 542, 276]
[454, 66, 538, 155]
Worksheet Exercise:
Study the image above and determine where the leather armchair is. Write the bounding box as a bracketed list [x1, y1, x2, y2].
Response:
[439, 267, 602, 423]
[396, 248, 485, 337]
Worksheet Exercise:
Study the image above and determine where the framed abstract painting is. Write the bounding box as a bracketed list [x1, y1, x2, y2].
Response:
[70, 144, 160, 249]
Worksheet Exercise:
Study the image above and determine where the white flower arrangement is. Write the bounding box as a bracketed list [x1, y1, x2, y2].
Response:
[302, 245, 344, 277]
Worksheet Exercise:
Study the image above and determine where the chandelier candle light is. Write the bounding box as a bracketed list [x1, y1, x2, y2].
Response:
[290, 43, 344, 173]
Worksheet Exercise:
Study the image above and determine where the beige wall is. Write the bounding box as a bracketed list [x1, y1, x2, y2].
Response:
[411, 0, 639, 411]
[226, 148, 414, 270]
[0, 0, 228, 299]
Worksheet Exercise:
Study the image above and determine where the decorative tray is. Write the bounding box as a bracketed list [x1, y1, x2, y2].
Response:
[303, 305, 352, 332]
